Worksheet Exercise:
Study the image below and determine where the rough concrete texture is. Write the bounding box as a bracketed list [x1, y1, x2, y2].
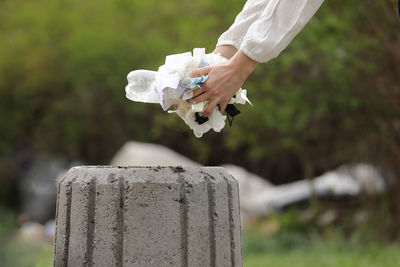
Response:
[53, 166, 242, 267]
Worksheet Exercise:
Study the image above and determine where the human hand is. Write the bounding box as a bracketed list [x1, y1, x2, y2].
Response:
[190, 50, 258, 117]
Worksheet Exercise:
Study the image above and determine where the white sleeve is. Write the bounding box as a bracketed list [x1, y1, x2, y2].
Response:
[240, 0, 324, 63]
[216, 0, 271, 50]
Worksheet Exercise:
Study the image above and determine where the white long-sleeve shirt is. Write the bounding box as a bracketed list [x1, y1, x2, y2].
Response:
[217, 0, 324, 63]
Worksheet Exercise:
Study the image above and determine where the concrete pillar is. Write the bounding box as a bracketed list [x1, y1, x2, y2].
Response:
[53, 166, 242, 267]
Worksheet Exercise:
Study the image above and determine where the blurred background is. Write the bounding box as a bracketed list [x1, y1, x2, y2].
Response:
[0, 0, 399, 266]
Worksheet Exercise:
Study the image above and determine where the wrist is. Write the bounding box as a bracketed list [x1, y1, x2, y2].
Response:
[213, 45, 237, 59]
[229, 50, 258, 79]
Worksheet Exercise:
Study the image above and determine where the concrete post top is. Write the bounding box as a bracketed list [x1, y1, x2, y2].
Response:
[54, 165, 242, 267]
[61, 166, 233, 184]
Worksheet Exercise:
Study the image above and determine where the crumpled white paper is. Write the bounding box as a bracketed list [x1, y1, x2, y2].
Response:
[125, 48, 252, 138]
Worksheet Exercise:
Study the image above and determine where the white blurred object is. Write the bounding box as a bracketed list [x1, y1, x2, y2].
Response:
[111, 142, 387, 222]
[18, 222, 46, 242]
[110, 141, 199, 167]
[44, 220, 56, 242]
[247, 163, 386, 216]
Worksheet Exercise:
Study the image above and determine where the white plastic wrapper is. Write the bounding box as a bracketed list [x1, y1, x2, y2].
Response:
[125, 48, 251, 138]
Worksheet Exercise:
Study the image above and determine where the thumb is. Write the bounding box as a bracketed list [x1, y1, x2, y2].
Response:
[191, 65, 211, 78]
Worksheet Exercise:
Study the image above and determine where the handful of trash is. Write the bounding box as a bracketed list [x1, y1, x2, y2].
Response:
[125, 48, 251, 138]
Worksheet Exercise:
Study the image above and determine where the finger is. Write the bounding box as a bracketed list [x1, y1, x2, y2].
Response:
[191, 66, 211, 78]
[219, 101, 228, 114]
[191, 89, 204, 98]
[190, 91, 211, 104]
[202, 98, 219, 117]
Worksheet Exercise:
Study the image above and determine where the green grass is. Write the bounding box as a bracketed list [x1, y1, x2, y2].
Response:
[0, 206, 53, 267]
[243, 238, 400, 267]
[1, 239, 53, 267]
[242, 209, 400, 267]
[3, 231, 400, 267]
[2, 206, 400, 267]
[244, 248, 400, 267]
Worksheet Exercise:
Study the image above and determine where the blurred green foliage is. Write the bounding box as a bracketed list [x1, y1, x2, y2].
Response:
[0, 0, 398, 186]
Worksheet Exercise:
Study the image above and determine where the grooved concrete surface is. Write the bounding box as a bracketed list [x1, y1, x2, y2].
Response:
[53, 166, 242, 267]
